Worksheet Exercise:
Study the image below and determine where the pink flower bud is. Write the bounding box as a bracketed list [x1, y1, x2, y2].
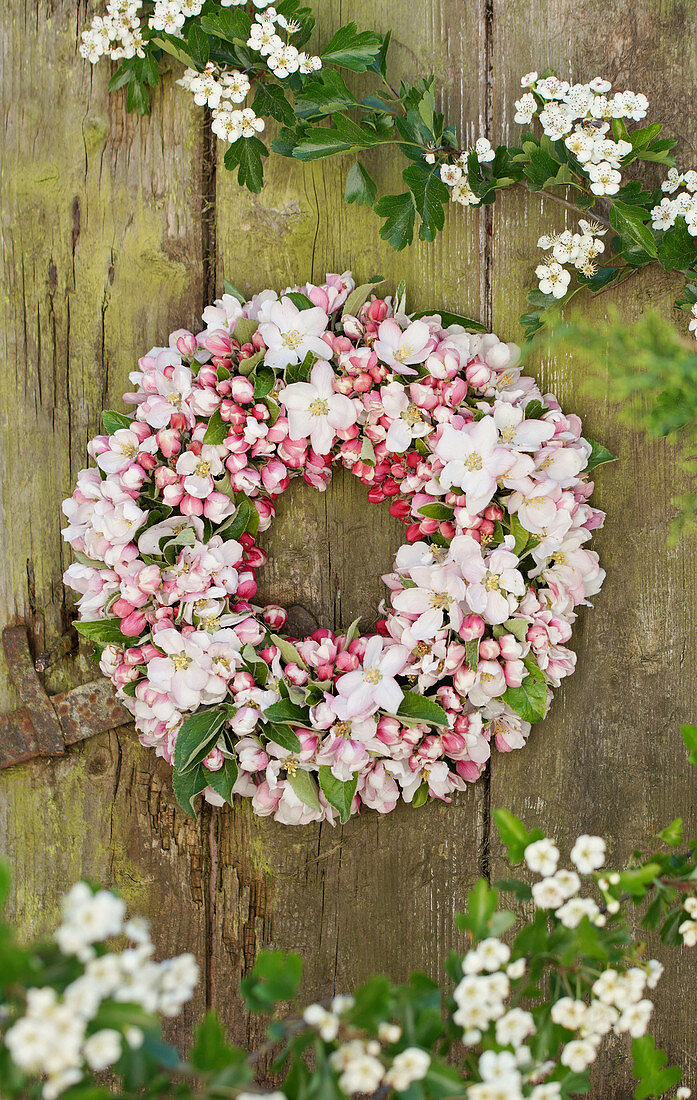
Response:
[479, 638, 501, 660]
[504, 659, 527, 688]
[442, 731, 468, 758]
[376, 716, 402, 745]
[180, 493, 204, 517]
[465, 360, 492, 388]
[262, 605, 287, 629]
[484, 504, 503, 521]
[236, 570, 257, 599]
[460, 614, 486, 641]
[234, 617, 266, 645]
[137, 564, 161, 594]
[175, 331, 197, 357]
[229, 376, 255, 403]
[205, 329, 233, 356]
[456, 759, 483, 783]
[120, 609, 146, 636]
[231, 671, 256, 694]
[353, 372, 373, 393]
[335, 651, 359, 672]
[442, 378, 468, 407]
[203, 491, 236, 523]
[285, 662, 309, 686]
[203, 746, 225, 772]
[366, 299, 388, 321]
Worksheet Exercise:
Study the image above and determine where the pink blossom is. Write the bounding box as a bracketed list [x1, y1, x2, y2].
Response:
[435, 416, 513, 513]
[374, 319, 433, 376]
[333, 636, 410, 718]
[258, 297, 330, 369]
[280, 360, 357, 454]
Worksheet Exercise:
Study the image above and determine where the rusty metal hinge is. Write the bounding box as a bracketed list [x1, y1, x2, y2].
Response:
[0, 626, 130, 770]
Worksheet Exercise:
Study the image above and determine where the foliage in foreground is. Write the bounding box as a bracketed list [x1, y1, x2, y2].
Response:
[2, 728, 697, 1100]
[545, 310, 697, 540]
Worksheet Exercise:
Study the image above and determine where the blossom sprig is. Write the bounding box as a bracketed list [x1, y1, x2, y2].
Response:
[79, 6, 697, 339]
[3, 728, 697, 1098]
[61, 273, 608, 823]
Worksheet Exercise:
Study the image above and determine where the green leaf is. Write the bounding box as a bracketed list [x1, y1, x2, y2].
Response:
[203, 408, 230, 445]
[619, 862, 663, 898]
[503, 675, 548, 724]
[318, 767, 357, 824]
[264, 699, 310, 724]
[285, 291, 316, 311]
[411, 308, 487, 333]
[74, 618, 134, 649]
[242, 949, 303, 1012]
[199, 8, 251, 44]
[125, 77, 150, 116]
[172, 764, 208, 818]
[493, 808, 545, 864]
[658, 218, 697, 271]
[265, 723, 302, 753]
[205, 759, 238, 806]
[418, 502, 454, 520]
[286, 767, 321, 811]
[465, 638, 479, 671]
[609, 200, 658, 258]
[345, 160, 378, 207]
[192, 1011, 247, 1072]
[320, 22, 383, 71]
[396, 690, 449, 726]
[253, 366, 275, 399]
[294, 69, 358, 118]
[251, 82, 296, 127]
[632, 1035, 682, 1099]
[585, 439, 617, 471]
[375, 191, 416, 250]
[223, 278, 246, 304]
[151, 34, 193, 68]
[186, 22, 210, 68]
[342, 276, 384, 316]
[456, 879, 500, 940]
[223, 136, 268, 194]
[403, 164, 450, 242]
[269, 634, 307, 669]
[102, 410, 133, 434]
[657, 817, 683, 846]
[174, 708, 229, 773]
[502, 618, 529, 643]
[218, 498, 256, 542]
[682, 723, 697, 764]
[232, 317, 258, 345]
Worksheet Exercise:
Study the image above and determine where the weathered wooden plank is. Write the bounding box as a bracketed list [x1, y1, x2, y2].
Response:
[489, 1, 697, 1094]
[211, 0, 489, 1047]
[0, 0, 209, 1031]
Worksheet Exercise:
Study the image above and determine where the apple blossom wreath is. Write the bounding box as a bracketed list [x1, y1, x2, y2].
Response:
[61, 272, 609, 824]
[81, 2, 697, 340]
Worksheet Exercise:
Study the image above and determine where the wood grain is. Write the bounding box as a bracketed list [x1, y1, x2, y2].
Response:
[0, 0, 696, 1092]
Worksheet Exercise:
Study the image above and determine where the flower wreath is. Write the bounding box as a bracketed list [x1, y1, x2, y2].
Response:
[62, 272, 608, 825]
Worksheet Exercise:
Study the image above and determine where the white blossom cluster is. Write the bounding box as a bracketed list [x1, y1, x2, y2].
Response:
[651, 167, 697, 234]
[514, 73, 645, 196]
[301, 996, 431, 1095]
[446, 832, 687, 1100]
[79, 0, 145, 63]
[437, 138, 496, 206]
[4, 883, 199, 1100]
[679, 896, 697, 946]
[534, 218, 607, 297]
[177, 63, 265, 144]
[245, 5, 322, 79]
